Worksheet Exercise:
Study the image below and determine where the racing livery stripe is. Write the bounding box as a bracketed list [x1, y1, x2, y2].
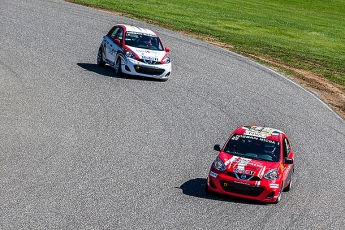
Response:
[225, 156, 252, 168]
[237, 158, 252, 170]
[135, 26, 143, 32]
[258, 165, 266, 179]
[224, 156, 240, 166]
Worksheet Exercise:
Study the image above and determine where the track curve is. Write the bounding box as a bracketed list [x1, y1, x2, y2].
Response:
[1, 0, 344, 229]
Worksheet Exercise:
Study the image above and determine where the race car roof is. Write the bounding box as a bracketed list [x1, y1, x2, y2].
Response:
[234, 125, 284, 140]
[120, 24, 157, 36]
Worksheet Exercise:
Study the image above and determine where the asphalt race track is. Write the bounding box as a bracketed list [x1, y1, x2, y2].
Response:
[1, 0, 345, 229]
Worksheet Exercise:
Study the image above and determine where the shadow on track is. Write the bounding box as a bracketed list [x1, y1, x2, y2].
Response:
[77, 63, 164, 82]
[179, 178, 265, 205]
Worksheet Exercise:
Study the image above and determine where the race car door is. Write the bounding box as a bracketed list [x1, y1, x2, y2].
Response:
[282, 137, 293, 187]
[104, 27, 123, 65]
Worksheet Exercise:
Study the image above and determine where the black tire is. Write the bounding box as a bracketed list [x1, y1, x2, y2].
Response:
[284, 170, 293, 192]
[97, 47, 105, 66]
[274, 186, 282, 204]
[115, 58, 122, 76]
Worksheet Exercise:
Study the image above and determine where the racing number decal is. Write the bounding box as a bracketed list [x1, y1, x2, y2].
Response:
[141, 56, 158, 61]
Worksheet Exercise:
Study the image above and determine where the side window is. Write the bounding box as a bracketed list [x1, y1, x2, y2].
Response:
[283, 138, 290, 157]
[114, 28, 123, 40]
[107, 27, 123, 43]
[107, 27, 117, 38]
[110, 28, 119, 39]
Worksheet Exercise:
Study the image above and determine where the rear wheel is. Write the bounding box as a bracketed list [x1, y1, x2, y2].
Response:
[97, 47, 105, 66]
[115, 58, 122, 76]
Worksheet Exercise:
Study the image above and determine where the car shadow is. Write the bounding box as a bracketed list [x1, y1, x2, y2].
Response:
[77, 63, 164, 82]
[179, 178, 266, 205]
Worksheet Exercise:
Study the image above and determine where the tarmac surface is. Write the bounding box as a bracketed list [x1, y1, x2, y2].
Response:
[1, 0, 345, 229]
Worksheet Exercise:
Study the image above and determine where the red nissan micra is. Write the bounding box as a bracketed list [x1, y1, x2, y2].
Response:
[206, 125, 294, 203]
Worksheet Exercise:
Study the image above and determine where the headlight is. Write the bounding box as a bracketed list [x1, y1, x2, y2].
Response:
[264, 168, 279, 180]
[125, 50, 136, 58]
[162, 54, 170, 64]
[124, 49, 138, 59]
[213, 157, 226, 171]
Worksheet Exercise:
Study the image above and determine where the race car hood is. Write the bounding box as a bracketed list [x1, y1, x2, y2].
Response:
[219, 152, 280, 178]
[128, 46, 167, 62]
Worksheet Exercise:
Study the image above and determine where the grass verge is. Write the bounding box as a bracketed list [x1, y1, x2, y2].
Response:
[66, 0, 345, 118]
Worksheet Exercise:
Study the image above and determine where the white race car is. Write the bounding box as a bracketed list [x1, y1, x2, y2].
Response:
[97, 24, 172, 81]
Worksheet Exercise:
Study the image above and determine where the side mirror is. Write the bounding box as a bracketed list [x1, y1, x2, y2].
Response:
[214, 144, 221, 151]
[165, 47, 170, 52]
[114, 39, 121, 45]
[284, 157, 294, 164]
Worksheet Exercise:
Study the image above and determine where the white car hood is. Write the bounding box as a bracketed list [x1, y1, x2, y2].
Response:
[130, 47, 166, 62]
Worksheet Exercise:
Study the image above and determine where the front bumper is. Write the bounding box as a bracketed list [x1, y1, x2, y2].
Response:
[207, 170, 281, 203]
[122, 58, 171, 80]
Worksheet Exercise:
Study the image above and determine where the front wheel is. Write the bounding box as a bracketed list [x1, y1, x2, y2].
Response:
[205, 178, 214, 195]
[115, 58, 122, 76]
[274, 186, 282, 204]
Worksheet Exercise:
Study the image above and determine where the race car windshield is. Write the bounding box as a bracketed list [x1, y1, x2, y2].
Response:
[125, 32, 164, 51]
[223, 134, 280, 162]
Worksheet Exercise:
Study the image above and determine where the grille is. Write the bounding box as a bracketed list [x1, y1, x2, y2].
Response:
[139, 59, 161, 65]
[220, 180, 264, 197]
[134, 65, 165, 75]
[226, 172, 261, 181]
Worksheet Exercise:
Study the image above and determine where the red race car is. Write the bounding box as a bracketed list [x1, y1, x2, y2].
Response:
[205, 125, 294, 203]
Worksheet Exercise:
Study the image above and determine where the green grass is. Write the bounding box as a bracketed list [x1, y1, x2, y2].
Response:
[69, 0, 345, 87]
